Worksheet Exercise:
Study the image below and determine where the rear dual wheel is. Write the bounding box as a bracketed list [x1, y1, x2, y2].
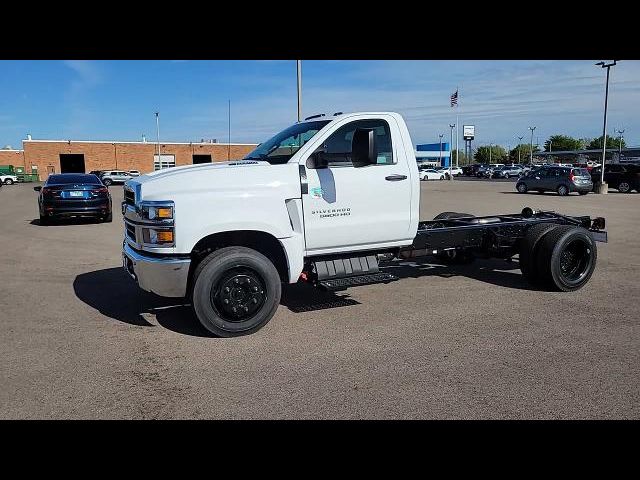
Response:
[520, 224, 597, 291]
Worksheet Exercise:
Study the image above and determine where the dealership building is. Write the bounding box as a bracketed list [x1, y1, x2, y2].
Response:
[0, 136, 257, 181]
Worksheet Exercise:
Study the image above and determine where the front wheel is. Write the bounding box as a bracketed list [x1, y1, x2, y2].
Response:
[103, 178, 112, 186]
[4, 179, 14, 185]
[191, 246, 281, 337]
[617, 182, 631, 193]
[516, 183, 528, 193]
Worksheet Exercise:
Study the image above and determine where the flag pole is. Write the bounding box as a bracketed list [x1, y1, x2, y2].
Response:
[456, 86, 460, 168]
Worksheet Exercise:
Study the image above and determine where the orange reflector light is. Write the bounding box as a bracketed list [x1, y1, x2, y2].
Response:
[157, 230, 174, 242]
[157, 207, 172, 218]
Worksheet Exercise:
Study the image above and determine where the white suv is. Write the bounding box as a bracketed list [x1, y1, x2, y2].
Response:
[0, 173, 18, 185]
[100, 170, 133, 186]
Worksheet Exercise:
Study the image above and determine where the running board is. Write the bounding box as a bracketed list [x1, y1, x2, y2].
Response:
[318, 272, 399, 291]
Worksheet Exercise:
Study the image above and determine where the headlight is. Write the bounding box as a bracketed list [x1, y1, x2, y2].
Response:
[139, 202, 174, 221]
[143, 227, 175, 246]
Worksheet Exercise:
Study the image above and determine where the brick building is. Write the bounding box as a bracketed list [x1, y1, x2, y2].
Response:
[2, 138, 258, 181]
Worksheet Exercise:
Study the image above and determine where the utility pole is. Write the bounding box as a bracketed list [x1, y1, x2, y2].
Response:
[228, 99, 231, 161]
[595, 60, 617, 192]
[517, 135, 523, 164]
[155, 112, 160, 170]
[296, 60, 302, 122]
[617, 128, 625, 162]
[439, 134, 444, 167]
[529, 126, 536, 164]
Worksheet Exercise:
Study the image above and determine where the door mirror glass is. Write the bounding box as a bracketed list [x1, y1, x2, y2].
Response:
[351, 128, 377, 168]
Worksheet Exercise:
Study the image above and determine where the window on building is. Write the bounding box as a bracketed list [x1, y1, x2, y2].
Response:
[154, 154, 176, 170]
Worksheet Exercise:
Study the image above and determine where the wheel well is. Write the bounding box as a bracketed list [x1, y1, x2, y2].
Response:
[188, 231, 289, 291]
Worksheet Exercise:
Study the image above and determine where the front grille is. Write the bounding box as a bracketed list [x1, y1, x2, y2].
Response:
[124, 189, 135, 206]
[126, 223, 136, 242]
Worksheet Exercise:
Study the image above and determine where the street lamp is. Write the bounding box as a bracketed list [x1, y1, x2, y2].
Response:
[617, 128, 625, 162]
[439, 134, 444, 167]
[595, 60, 618, 192]
[155, 112, 161, 170]
[517, 135, 524, 164]
[296, 60, 302, 122]
[529, 126, 536, 164]
[449, 124, 455, 179]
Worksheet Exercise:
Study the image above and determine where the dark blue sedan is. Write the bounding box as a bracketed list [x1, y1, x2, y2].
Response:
[34, 173, 112, 224]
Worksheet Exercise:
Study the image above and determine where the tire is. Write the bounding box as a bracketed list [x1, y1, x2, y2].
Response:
[102, 212, 113, 223]
[439, 176, 444, 180]
[191, 246, 281, 337]
[617, 181, 631, 193]
[4, 179, 14, 185]
[519, 223, 557, 284]
[39, 214, 49, 226]
[516, 182, 527, 193]
[535, 225, 597, 292]
[557, 184, 569, 196]
[103, 178, 112, 186]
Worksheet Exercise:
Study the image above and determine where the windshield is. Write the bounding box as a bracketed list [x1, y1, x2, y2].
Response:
[244, 120, 331, 165]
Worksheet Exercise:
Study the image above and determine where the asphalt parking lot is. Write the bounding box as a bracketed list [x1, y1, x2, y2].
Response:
[0, 180, 638, 419]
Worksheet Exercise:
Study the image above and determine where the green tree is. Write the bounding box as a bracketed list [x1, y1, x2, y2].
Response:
[588, 135, 626, 150]
[578, 138, 592, 149]
[474, 145, 507, 164]
[544, 135, 582, 152]
[509, 143, 538, 163]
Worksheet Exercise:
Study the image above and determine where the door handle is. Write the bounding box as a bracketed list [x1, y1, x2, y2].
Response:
[385, 175, 407, 181]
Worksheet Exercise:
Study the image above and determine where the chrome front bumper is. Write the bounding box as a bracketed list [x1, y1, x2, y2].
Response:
[122, 242, 191, 298]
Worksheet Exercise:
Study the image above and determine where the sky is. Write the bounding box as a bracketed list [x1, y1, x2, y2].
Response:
[0, 60, 638, 151]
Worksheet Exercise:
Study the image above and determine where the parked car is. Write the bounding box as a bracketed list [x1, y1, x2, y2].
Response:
[475, 165, 491, 177]
[100, 170, 134, 186]
[34, 173, 112, 224]
[419, 168, 445, 180]
[0, 173, 19, 185]
[590, 164, 640, 193]
[128, 170, 141, 177]
[436, 166, 463, 177]
[493, 165, 523, 178]
[516, 166, 593, 196]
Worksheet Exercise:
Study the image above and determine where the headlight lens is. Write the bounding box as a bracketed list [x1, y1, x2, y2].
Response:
[140, 203, 174, 220]
[143, 227, 174, 246]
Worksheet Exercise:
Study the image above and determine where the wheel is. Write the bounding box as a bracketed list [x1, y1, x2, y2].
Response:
[103, 178, 112, 186]
[535, 225, 597, 292]
[4, 179, 13, 185]
[439, 176, 444, 180]
[557, 184, 569, 196]
[516, 182, 527, 193]
[102, 212, 113, 223]
[579, 191, 588, 196]
[39, 214, 49, 226]
[617, 181, 631, 193]
[191, 246, 281, 337]
[519, 223, 557, 284]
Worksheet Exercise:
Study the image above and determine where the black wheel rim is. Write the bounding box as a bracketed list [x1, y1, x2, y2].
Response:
[559, 240, 591, 283]
[619, 182, 629, 192]
[210, 266, 266, 322]
[559, 186, 567, 195]
[518, 184, 526, 192]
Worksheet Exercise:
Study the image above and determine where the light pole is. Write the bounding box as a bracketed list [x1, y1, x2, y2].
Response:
[595, 60, 617, 192]
[155, 112, 160, 170]
[529, 126, 536, 164]
[449, 124, 455, 179]
[617, 128, 625, 162]
[228, 99, 231, 161]
[296, 60, 302, 122]
[439, 134, 444, 167]
[517, 135, 523, 164]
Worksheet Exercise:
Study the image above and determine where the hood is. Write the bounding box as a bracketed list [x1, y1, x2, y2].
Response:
[125, 159, 300, 203]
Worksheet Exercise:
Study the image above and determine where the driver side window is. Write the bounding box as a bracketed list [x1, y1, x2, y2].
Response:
[320, 119, 394, 167]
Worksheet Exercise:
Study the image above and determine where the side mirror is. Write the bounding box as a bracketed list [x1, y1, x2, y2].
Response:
[306, 151, 328, 169]
[33, 186, 42, 192]
[351, 128, 377, 168]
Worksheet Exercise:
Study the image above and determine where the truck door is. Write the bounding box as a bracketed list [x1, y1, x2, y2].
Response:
[300, 117, 413, 254]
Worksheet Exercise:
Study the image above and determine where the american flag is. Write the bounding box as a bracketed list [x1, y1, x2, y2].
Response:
[450, 89, 458, 107]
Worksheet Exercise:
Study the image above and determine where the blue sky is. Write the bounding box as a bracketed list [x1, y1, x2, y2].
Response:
[1, 60, 638, 151]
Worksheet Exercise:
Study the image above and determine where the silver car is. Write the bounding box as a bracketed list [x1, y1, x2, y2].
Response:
[100, 170, 134, 186]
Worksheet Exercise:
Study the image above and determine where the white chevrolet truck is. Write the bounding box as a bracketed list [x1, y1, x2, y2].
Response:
[122, 112, 607, 336]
